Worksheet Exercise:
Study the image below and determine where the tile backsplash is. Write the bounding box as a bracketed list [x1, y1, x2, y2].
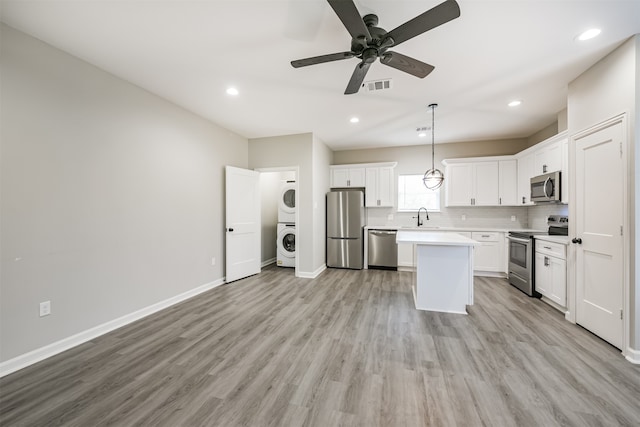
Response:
[366, 204, 568, 231]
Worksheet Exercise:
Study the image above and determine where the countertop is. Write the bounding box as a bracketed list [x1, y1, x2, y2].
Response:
[396, 230, 480, 246]
[366, 225, 544, 233]
[534, 235, 570, 245]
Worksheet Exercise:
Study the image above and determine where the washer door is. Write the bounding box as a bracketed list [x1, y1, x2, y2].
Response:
[279, 183, 295, 214]
[277, 228, 295, 258]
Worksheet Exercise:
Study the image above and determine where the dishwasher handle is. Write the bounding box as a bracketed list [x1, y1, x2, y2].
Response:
[370, 230, 397, 236]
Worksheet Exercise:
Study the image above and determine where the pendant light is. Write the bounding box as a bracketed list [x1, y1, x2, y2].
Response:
[423, 103, 444, 190]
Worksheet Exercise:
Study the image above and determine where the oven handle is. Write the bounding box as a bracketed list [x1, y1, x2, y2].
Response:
[506, 235, 531, 244]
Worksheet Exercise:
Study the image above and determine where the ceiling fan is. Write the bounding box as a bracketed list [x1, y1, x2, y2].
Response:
[291, 0, 461, 94]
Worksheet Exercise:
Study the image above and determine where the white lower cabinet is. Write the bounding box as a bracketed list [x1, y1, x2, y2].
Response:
[471, 232, 503, 273]
[396, 231, 505, 276]
[397, 243, 414, 270]
[535, 240, 567, 307]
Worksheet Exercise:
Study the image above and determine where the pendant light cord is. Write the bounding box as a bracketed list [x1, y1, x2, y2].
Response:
[431, 104, 435, 171]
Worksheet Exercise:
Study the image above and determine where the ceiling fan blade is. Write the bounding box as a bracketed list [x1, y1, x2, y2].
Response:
[327, 0, 372, 44]
[291, 51, 355, 68]
[385, 0, 460, 46]
[381, 51, 434, 78]
[344, 62, 371, 94]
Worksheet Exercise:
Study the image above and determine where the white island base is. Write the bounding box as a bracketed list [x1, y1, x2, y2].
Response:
[396, 231, 479, 314]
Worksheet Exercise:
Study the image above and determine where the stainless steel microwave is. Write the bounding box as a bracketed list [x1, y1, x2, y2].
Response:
[530, 171, 561, 203]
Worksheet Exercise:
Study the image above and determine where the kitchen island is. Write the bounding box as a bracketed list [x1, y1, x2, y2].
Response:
[396, 231, 479, 314]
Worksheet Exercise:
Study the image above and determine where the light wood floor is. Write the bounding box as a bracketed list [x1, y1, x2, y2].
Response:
[1, 266, 639, 426]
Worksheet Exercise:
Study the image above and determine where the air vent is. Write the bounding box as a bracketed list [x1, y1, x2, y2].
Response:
[363, 78, 393, 92]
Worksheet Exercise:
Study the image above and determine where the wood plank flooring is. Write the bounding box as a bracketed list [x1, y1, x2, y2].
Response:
[1, 266, 639, 426]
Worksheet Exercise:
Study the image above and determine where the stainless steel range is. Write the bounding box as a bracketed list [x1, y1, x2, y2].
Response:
[507, 215, 568, 296]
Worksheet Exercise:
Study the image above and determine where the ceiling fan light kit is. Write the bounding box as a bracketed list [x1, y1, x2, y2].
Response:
[291, 0, 461, 94]
[423, 103, 444, 190]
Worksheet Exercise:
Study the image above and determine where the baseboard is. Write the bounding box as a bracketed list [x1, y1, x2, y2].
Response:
[625, 347, 640, 364]
[473, 271, 507, 278]
[0, 277, 225, 378]
[297, 264, 326, 279]
[261, 258, 276, 268]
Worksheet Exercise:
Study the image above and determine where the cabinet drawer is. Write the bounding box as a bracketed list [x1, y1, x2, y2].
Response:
[535, 240, 566, 259]
[471, 232, 500, 242]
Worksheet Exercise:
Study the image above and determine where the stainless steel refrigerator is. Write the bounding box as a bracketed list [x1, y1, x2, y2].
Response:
[326, 189, 365, 269]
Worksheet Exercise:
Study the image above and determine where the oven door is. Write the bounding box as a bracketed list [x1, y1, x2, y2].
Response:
[507, 235, 534, 295]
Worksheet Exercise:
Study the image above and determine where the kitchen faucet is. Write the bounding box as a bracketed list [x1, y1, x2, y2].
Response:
[415, 207, 429, 227]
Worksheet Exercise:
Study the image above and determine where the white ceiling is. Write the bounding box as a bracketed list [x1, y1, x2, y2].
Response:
[2, 1, 639, 150]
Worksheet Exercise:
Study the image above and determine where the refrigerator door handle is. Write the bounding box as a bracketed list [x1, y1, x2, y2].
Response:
[328, 237, 358, 240]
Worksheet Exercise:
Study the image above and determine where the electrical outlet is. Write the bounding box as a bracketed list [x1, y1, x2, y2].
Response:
[39, 301, 51, 317]
[511, 215, 517, 222]
[461, 214, 466, 221]
[387, 214, 394, 221]
[211, 257, 216, 266]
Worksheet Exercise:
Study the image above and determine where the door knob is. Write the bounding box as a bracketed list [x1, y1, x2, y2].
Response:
[227, 228, 234, 232]
[571, 237, 582, 244]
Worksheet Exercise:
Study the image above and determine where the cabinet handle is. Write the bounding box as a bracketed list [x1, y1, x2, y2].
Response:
[347, 179, 350, 186]
[543, 246, 552, 250]
[522, 196, 525, 204]
[543, 164, 548, 173]
[481, 235, 490, 238]
[544, 256, 549, 266]
[499, 197, 502, 205]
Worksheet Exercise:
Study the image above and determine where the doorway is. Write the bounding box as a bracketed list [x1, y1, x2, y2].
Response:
[257, 167, 299, 277]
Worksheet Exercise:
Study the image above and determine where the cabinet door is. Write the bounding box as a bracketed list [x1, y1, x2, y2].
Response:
[376, 166, 394, 207]
[397, 243, 415, 269]
[517, 153, 534, 205]
[549, 257, 567, 306]
[365, 168, 378, 207]
[535, 142, 561, 175]
[498, 160, 518, 205]
[331, 168, 349, 187]
[349, 168, 366, 187]
[445, 163, 473, 206]
[535, 252, 550, 298]
[474, 162, 499, 205]
[473, 241, 501, 271]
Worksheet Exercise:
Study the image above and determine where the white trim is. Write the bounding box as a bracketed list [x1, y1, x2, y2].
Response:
[625, 347, 640, 364]
[261, 257, 276, 268]
[0, 278, 225, 378]
[298, 264, 326, 279]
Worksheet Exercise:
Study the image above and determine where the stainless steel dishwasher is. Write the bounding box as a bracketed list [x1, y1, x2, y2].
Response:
[367, 229, 398, 270]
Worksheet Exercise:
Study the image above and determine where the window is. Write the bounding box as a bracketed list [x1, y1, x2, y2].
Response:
[397, 174, 441, 212]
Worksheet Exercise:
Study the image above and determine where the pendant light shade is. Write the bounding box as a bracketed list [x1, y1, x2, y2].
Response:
[423, 103, 444, 190]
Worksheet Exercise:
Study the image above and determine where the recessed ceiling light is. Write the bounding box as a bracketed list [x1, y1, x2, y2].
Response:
[350, 117, 359, 123]
[577, 28, 601, 41]
[508, 100, 522, 107]
[226, 87, 239, 96]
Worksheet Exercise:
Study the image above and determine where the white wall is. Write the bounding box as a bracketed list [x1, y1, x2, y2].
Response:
[312, 136, 332, 271]
[0, 25, 248, 362]
[568, 34, 639, 352]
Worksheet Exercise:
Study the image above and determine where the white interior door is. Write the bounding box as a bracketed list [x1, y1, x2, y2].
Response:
[225, 166, 261, 283]
[574, 120, 624, 349]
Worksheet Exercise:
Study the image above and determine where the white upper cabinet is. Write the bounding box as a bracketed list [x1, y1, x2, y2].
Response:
[365, 166, 395, 207]
[561, 138, 569, 204]
[517, 152, 535, 205]
[330, 166, 366, 188]
[330, 163, 396, 207]
[498, 160, 518, 206]
[534, 139, 562, 175]
[444, 159, 518, 207]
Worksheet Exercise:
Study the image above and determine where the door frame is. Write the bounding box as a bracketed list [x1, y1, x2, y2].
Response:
[568, 112, 631, 360]
[255, 166, 299, 277]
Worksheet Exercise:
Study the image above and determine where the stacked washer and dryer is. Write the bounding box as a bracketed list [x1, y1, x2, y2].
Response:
[276, 181, 296, 268]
